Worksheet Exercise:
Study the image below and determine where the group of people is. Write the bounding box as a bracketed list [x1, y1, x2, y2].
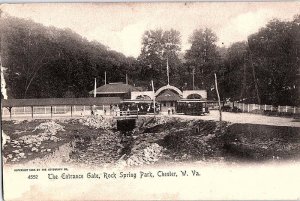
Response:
[87, 103, 163, 116]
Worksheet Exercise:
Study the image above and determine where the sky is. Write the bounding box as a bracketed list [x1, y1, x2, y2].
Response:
[1, 2, 299, 57]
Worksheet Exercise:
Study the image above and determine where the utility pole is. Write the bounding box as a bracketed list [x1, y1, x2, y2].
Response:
[93, 78, 97, 98]
[249, 53, 261, 105]
[214, 73, 222, 122]
[104, 71, 107, 85]
[151, 80, 156, 116]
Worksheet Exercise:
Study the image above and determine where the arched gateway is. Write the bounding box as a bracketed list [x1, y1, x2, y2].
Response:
[155, 85, 182, 114]
[155, 84, 183, 97]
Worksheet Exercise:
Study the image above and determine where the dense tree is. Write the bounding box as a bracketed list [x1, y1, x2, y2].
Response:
[247, 15, 300, 106]
[137, 29, 182, 88]
[218, 42, 251, 102]
[185, 28, 221, 91]
[218, 15, 299, 106]
[0, 16, 135, 98]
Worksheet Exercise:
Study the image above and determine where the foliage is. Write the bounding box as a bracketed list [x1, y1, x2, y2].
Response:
[137, 29, 183, 88]
[218, 15, 300, 106]
[1, 13, 299, 106]
[0, 16, 135, 98]
[185, 28, 221, 91]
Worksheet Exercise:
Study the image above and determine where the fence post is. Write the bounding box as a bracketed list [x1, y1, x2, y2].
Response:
[51, 106, 53, 118]
[31, 106, 34, 119]
[271, 105, 273, 111]
[285, 106, 288, 113]
[264, 104, 266, 110]
[258, 104, 260, 110]
[294, 107, 296, 114]
[70, 106, 73, 117]
[247, 104, 250, 112]
[278, 105, 280, 112]
[242, 103, 245, 112]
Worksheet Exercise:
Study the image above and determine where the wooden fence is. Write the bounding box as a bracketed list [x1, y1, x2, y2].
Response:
[229, 102, 300, 114]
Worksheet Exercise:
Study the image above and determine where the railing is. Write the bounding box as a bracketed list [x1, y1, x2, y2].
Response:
[1, 105, 113, 118]
[114, 110, 139, 119]
[228, 102, 300, 114]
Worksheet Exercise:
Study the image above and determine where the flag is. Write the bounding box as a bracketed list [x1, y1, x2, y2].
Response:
[94, 78, 97, 98]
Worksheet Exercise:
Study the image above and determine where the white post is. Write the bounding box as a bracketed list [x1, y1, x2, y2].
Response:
[151, 80, 156, 116]
[264, 104, 266, 110]
[258, 104, 260, 110]
[242, 103, 245, 112]
[214, 73, 222, 122]
[294, 107, 296, 114]
[247, 104, 250, 112]
[271, 105, 273, 111]
[278, 105, 280, 112]
[285, 106, 288, 113]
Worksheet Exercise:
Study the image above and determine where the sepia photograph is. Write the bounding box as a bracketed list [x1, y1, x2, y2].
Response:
[1, 2, 300, 200]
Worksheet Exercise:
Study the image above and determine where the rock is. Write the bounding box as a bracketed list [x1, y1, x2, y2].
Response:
[31, 147, 38, 152]
[46, 149, 51, 152]
[19, 153, 25, 157]
[2, 131, 11, 146]
[117, 149, 122, 154]
[12, 150, 20, 154]
[7, 154, 13, 159]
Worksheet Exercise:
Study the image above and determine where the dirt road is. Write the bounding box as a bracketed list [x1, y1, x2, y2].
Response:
[172, 110, 300, 127]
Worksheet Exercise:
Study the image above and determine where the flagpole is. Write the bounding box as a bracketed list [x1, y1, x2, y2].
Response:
[94, 78, 97, 98]
[167, 58, 170, 85]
